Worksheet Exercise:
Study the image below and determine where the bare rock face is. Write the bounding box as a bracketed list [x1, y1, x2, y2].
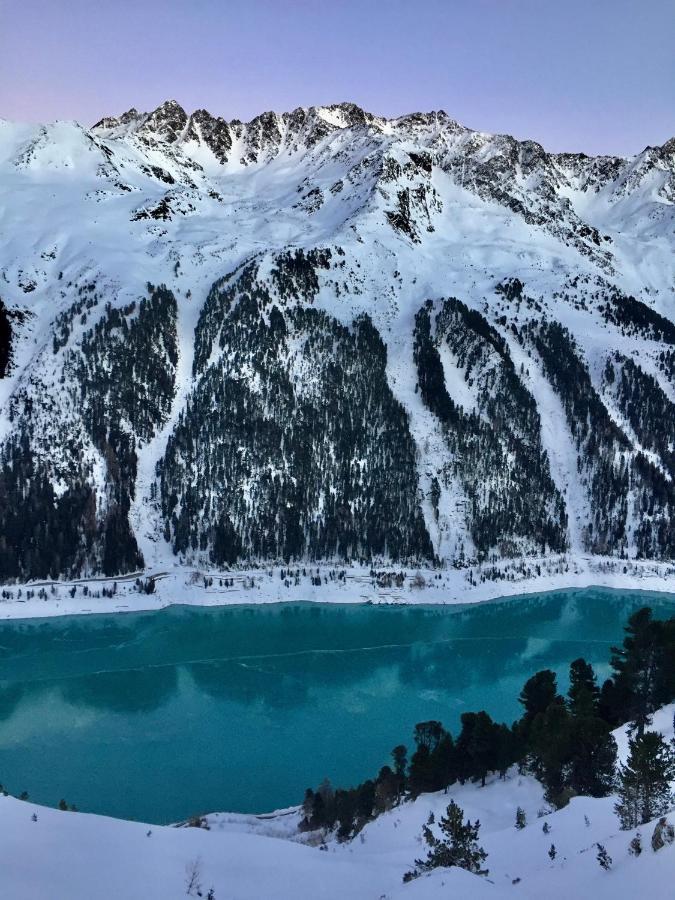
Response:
[184, 109, 233, 164]
[138, 100, 188, 143]
[93, 107, 145, 130]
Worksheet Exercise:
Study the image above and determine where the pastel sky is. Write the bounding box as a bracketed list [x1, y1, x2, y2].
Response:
[1, 0, 672, 156]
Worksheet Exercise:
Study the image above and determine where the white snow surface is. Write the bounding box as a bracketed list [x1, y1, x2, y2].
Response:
[3, 707, 675, 899]
[0, 552, 674, 620]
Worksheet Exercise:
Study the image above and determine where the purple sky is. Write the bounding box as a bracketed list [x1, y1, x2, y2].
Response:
[1, 0, 672, 156]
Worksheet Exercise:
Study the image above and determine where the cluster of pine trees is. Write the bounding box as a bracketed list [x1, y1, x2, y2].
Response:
[413, 300, 567, 558]
[604, 354, 675, 559]
[68, 284, 178, 575]
[609, 355, 675, 479]
[0, 284, 178, 581]
[269, 248, 332, 302]
[0, 297, 17, 378]
[301, 606, 675, 843]
[161, 260, 432, 566]
[528, 319, 631, 555]
[0, 435, 96, 580]
[598, 290, 675, 345]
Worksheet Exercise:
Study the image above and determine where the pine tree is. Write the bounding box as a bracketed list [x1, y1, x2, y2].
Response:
[405, 799, 488, 880]
[515, 806, 526, 830]
[528, 697, 572, 805]
[408, 721, 454, 796]
[615, 731, 675, 829]
[518, 670, 560, 733]
[567, 715, 617, 798]
[456, 711, 500, 786]
[548, 843, 556, 861]
[610, 608, 662, 736]
[568, 658, 599, 717]
[596, 843, 612, 870]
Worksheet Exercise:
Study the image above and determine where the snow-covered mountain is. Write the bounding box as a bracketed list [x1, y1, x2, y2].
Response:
[0, 99, 674, 581]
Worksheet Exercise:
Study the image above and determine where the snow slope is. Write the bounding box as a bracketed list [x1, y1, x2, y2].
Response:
[3, 708, 675, 899]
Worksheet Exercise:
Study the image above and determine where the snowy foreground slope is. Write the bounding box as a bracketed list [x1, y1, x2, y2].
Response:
[2, 707, 675, 900]
[0, 100, 675, 591]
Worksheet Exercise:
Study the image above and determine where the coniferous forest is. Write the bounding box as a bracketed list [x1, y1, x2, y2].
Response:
[2, 245, 675, 579]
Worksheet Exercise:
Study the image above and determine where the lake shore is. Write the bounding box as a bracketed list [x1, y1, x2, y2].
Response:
[2, 552, 675, 620]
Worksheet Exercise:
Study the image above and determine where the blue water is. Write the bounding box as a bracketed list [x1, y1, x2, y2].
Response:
[0, 587, 673, 823]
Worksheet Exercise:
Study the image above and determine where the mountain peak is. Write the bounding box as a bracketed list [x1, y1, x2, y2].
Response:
[92, 106, 144, 131]
[139, 100, 188, 142]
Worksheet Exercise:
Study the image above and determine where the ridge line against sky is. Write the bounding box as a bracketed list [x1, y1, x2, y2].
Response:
[1, 0, 673, 156]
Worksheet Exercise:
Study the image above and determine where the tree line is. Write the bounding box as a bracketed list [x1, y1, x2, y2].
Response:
[301, 606, 675, 843]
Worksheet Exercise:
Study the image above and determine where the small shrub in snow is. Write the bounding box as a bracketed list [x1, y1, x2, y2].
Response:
[185, 858, 203, 896]
[596, 843, 612, 870]
[628, 832, 642, 856]
[548, 843, 557, 861]
[651, 817, 675, 852]
[410, 572, 426, 589]
[515, 806, 526, 829]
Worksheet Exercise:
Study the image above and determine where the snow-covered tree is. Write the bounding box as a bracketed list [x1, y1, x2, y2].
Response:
[651, 817, 675, 852]
[628, 832, 642, 856]
[404, 799, 488, 881]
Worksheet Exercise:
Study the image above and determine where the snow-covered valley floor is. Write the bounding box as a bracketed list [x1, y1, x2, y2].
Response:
[3, 707, 675, 899]
[1, 554, 675, 621]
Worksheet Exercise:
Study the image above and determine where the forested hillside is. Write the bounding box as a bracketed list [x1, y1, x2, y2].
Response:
[0, 101, 673, 580]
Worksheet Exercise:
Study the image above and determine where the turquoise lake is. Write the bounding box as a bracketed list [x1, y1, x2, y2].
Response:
[1, 587, 674, 824]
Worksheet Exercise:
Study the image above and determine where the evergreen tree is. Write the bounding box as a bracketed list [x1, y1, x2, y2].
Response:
[373, 766, 398, 814]
[515, 806, 526, 830]
[406, 800, 488, 880]
[548, 843, 556, 861]
[568, 658, 599, 717]
[518, 670, 561, 737]
[596, 844, 612, 870]
[615, 731, 675, 829]
[408, 721, 454, 796]
[610, 608, 663, 736]
[456, 711, 500, 787]
[391, 744, 407, 802]
[495, 723, 520, 777]
[567, 715, 617, 798]
[528, 698, 572, 805]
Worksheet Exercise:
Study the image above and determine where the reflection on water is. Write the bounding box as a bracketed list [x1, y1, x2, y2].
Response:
[0, 587, 673, 823]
